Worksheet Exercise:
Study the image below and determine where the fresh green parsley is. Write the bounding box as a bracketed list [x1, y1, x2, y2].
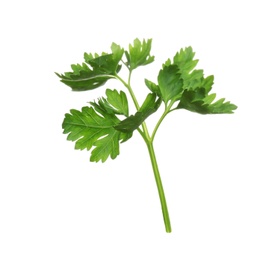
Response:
[56, 38, 237, 233]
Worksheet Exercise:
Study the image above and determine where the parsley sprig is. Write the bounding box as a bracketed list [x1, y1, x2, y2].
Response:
[56, 38, 237, 233]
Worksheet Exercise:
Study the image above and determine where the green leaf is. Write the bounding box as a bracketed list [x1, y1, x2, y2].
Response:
[144, 78, 161, 97]
[177, 87, 237, 114]
[111, 42, 125, 61]
[125, 38, 154, 70]
[85, 43, 123, 74]
[157, 64, 183, 104]
[62, 97, 131, 163]
[56, 43, 124, 91]
[182, 69, 204, 90]
[207, 98, 238, 114]
[115, 93, 161, 133]
[172, 46, 199, 75]
[106, 89, 129, 117]
[167, 46, 203, 91]
[139, 92, 160, 112]
[147, 47, 201, 106]
[163, 47, 237, 114]
[202, 75, 214, 93]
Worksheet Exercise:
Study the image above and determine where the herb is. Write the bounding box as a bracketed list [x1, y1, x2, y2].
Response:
[56, 38, 237, 233]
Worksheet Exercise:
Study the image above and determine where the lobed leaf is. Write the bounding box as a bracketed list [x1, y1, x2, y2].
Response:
[157, 64, 183, 104]
[115, 93, 161, 133]
[146, 47, 200, 105]
[62, 90, 131, 162]
[177, 87, 237, 114]
[144, 78, 161, 97]
[154, 46, 237, 114]
[172, 46, 199, 75]
[56, 43, 124, 91]
[106, 89, 129, 117]
[125, 38, 154, 70]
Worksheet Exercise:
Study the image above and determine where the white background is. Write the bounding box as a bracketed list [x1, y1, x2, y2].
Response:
[1, 0, 262, 259]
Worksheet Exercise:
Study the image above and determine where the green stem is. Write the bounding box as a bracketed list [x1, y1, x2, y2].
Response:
[151, 109, 168, 142]
[116, 71, 171, 232]
[115, 73, 140, 110]
[152, 101, 175, 141]
[115, 72, 151, 140]
[146, 140, 172, 233]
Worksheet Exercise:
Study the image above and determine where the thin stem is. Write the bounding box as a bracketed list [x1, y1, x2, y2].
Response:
[115, 72, 151, 141]
[115, 73, 140, 110]
[146, 141, 172, 233]
[151, 109, 169, 142]
[151, 101, 175, 141]
[116, 70, 171, 232]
